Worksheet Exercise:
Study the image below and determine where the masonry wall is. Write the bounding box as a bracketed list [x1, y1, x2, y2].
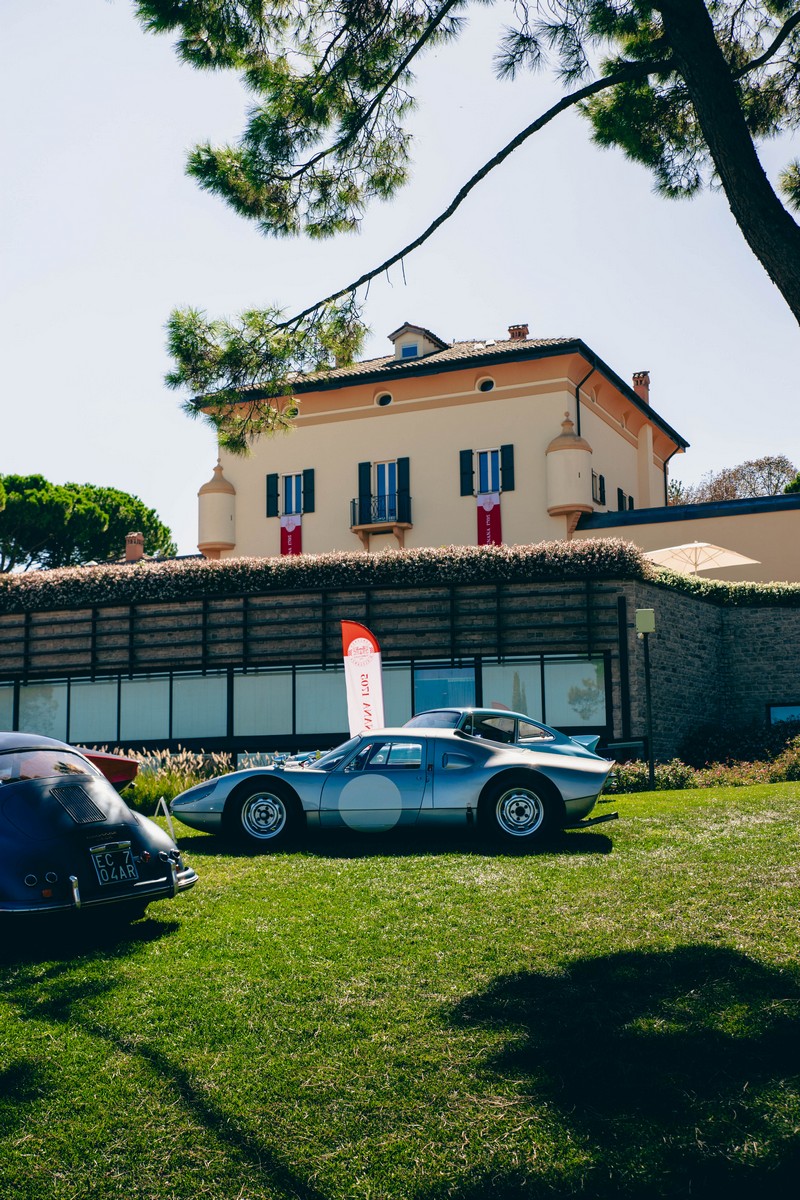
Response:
[3, 576, 800, 759]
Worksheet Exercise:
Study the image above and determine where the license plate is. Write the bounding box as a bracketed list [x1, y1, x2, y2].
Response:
[89, 841, 139, 886]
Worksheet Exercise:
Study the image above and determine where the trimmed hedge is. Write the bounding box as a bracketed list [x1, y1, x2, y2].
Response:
[0, 539, 646, 614]
[649, 566, 800, 607]
[3, 540, 800, 615]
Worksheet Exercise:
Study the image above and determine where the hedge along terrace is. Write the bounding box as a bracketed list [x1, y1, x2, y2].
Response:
[0, 539, 649, 613]
[3, 540, 800, 614]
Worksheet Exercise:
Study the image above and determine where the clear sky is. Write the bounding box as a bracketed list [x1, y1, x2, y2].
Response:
[2, 1, 799, 555]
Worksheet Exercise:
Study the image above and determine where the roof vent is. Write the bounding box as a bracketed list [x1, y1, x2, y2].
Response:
[508, 324, 529, 341]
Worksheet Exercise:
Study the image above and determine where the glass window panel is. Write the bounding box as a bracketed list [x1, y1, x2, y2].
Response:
[478, 449, 499, 494]
[19, 682, 68, 740]
[0, 686, 13, 730]
[283, 473, 302, 516]
[69, 679, 118, 744]
[295, 669, 348, 735]
[543, 658, 606, 728]
[173, 673, 227, 739]
[481, 661, 543, 720]
[382, 665, 412, 726]
[414, 666, 475, 713]
[234, 671, 293, 737]
[120, 676, 170, 742]
[769, 704, 800, 724]
[376, 461, 397, 519]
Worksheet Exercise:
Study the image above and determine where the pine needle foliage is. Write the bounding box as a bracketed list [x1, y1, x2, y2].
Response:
[135, 2, 800, 444]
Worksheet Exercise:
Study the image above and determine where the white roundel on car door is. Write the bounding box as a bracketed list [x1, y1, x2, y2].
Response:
[337, 775, 403, 831]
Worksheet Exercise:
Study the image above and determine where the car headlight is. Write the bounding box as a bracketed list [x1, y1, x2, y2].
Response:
[175, 781, 217, 805]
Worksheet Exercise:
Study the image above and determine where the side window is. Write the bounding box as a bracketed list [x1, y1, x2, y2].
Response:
[283, 473, 302, 516]
[461, 446, 515, 495]
[267, 469, 315, 516]
[361, 740, 423, 770]
[476, 717, 515, 744]
[518, 721, 553, 742]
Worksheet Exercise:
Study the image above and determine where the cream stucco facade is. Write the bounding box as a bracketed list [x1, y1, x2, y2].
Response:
[199, 325, 688, 560]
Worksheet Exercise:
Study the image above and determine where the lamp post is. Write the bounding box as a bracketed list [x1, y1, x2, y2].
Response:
[635, 608, 656, 788]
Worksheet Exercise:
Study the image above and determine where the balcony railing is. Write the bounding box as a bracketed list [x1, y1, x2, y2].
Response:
[350, 493, 412, 527]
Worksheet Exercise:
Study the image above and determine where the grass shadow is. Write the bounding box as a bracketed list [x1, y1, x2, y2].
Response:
[432, 944, 800, 1198]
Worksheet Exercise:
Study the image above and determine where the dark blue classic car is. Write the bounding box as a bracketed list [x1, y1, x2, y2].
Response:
[0, 732, 197, 919]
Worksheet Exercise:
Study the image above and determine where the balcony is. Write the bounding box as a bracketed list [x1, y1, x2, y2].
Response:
[350, 494, 412, 549]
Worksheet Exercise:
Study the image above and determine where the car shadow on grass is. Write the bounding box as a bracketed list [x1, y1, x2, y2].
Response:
[424, 943, 800, 1199]
[0, 909, 180, 967]
[175, 826, 614, 861]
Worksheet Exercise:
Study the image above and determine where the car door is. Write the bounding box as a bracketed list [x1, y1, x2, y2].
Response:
[320, 736, 429, 831]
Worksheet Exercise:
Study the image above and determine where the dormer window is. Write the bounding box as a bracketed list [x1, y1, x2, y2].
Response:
[388, 322, 448, 360]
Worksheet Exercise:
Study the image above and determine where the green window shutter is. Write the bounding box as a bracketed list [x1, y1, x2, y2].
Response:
[266, 473, 279, 518]
[500, 444, 515, 492]
[459, 449, 474, 496]
[397, 457, 410, 523]
[302, 468, 315, 514]
[358, 461, 372, 524]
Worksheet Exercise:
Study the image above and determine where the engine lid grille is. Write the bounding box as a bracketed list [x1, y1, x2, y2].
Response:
[51, 784, 106, 825]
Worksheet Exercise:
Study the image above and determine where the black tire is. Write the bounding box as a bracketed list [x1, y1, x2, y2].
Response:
[225, 781, 302, 849]
[479, 774, 558, 845]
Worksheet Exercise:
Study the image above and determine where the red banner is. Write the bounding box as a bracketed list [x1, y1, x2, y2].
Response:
[476, 492, 502, 545]
[280, 514, 302, 556]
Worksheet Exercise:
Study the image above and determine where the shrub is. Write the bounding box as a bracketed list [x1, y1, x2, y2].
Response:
[678, 719, 800, 768]
[120, 746, 234, 813]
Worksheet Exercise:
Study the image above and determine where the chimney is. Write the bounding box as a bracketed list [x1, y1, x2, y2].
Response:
[125, 531, 144, 562]
[508, 323, 529, 341]
[632, 370, 650, 404]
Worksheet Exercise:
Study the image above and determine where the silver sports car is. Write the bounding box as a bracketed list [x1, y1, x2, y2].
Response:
[171, 725, 615, 848]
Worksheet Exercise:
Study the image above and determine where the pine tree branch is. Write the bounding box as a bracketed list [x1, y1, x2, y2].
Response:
[276, 57, 669, 330]
[278, 0, 464, 183]
[737, 8, 800, 76]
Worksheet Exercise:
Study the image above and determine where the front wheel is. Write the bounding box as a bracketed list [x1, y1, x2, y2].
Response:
[480, 776, 557, 845]
[226, 783, 302, 849]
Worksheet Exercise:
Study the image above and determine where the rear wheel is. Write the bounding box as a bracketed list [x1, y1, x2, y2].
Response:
[480, 775, 557, 845]
[225, 782, 302, 849]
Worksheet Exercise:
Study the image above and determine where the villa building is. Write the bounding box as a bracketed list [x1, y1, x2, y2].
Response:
[198, 322, 688, 558]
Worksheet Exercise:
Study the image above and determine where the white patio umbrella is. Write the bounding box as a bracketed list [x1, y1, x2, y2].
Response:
[643, 541, 759, 574]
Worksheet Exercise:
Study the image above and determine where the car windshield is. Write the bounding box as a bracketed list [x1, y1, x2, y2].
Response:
[0, 749, 99, 786]
[312, 737, 361, 772]
[404, 711, 460, 729]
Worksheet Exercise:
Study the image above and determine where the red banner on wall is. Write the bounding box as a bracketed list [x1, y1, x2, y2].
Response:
[476, 492, 502, 546]
[342, 621, 385, 735]
[280, 514, 302, 556]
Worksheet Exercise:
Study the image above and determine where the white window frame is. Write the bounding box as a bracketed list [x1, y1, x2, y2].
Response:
[282, 472, 303, 516]
[477, 448, 501, 495]
[375, 460, 398, 520]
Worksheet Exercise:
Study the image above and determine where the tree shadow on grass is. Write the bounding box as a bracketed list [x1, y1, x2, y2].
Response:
[177, 826, 614, 861]
[426, 944, 800, 1199]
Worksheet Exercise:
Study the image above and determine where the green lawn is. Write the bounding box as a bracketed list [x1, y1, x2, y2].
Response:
[2, 785, 800, 1199]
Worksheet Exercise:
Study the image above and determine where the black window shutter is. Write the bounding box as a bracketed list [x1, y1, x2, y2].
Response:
[266, 473, 279, 517]
[302, 468, 315, 514]
[617, 487, 625, 512]
[358, 461, 372, 524]
[599, 475, 606, 505]
[628, 495, 635, 511]
[397, 457, 410, 523]
[459, 449, 474, 496]
[500, 444, 515, 492]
